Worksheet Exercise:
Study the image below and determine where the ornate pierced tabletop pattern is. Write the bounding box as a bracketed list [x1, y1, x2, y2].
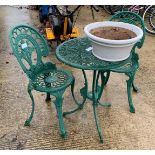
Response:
[56, 37, 131, 70]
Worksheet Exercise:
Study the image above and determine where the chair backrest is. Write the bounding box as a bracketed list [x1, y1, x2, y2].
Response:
[109, 11, 146, 49]
[9, 24, 55, 79]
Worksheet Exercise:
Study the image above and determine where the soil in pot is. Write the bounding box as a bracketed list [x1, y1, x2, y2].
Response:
[90, 26, 137, 40]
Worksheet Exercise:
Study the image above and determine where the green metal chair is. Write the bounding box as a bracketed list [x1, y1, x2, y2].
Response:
[104, 11, 146, 113]
[9, 24, 74, 138]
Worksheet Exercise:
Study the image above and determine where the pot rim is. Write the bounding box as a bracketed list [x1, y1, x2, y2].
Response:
[89, 38, 135, 47]
[84, 21, 143, 45]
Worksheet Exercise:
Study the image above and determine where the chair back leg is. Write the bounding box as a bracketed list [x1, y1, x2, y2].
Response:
[126, 72, 136, 113]
[46, 93, 51, 102]
[24, 84, 35, 126]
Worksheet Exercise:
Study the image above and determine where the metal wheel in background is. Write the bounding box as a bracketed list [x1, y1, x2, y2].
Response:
[102, 5, 112, 14]
[149, 8, 155, 29]
[108, 5, 123, 15]
[143, 5, 155, 35]
[122, 5, 143, 14]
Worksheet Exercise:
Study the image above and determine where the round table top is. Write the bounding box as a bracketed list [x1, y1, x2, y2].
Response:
[56, 37, 131, 70]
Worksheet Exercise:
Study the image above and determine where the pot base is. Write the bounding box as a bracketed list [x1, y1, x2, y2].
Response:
[84, 21, 143, 62]
[92, 50, 130, 62]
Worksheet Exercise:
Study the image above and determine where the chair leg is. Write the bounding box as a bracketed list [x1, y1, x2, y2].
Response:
[126, 73, 135, 113]
[92, 70, 103, 143]
[24, 85, 35, 126]
[53, 91, 67, 138]
[44, 73, 51, 102]
[45, 93, 51, 102]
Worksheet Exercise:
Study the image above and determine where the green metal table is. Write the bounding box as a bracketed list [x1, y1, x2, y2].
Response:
[56, 37, 131, 143]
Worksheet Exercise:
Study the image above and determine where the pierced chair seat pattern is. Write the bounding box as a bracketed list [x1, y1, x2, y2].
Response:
[32, 68, 73, 92]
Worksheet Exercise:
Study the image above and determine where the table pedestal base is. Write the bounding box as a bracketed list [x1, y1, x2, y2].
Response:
[63, 70, 111, 143]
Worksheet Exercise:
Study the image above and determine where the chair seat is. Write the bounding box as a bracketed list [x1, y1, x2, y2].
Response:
[32, 68, 73, 92]
[110, 56, 138, 73]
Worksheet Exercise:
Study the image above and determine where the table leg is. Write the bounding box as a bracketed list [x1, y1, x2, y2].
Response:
[63, 69, 110, 143]
[63, 69, 88, 116]
[92, 70, 103, 143]
[97, 71, 111, 107]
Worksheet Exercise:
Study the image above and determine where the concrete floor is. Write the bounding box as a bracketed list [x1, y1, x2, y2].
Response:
[0, 6, 155, 149]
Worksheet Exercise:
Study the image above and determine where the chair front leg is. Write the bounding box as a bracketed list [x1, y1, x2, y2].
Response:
[53, 91, 67, 138]
[126, 72, 136, 113]
[24, 84, 35, 126]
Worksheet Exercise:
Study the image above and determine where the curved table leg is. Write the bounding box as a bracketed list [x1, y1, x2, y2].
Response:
[97, 71, 111, 107]
[92, 103, 103, 143]
[63, 69, 88, 116]
[92, 70, 103, 143]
